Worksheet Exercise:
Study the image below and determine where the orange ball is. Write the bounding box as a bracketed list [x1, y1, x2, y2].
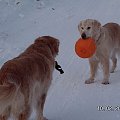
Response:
[75, 38, 96, 58]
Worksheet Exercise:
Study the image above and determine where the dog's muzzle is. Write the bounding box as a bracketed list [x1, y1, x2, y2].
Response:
[81, 33, 87, 39]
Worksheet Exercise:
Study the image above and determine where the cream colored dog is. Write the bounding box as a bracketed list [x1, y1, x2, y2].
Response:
[78, 19, 120, 84]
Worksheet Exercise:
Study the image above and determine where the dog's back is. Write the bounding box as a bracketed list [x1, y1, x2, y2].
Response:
[103, 23, 120, 48]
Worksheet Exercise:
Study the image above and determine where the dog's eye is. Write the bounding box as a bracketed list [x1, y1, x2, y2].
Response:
[87, 27, 91, 30]
[81, 27, 84, 30]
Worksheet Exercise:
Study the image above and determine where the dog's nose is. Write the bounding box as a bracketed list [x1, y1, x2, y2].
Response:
[81, 33, 86, 39]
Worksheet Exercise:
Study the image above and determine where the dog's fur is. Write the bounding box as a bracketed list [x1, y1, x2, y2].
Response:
[0, 36, 59, 120]
[78, 19, 120, 84]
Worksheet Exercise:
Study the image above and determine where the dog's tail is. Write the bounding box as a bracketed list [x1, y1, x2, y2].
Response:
[0, 83, 17, 114]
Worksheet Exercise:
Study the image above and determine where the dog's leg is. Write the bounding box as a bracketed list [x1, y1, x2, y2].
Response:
[18, 104, 30, 120]
[19, 108, 30, 120]
[36, 94, 47, 120]
[10, 90, 27, 120]
[41, 94, 47, 112]
[41, 94, 48, 120]
[85, 58, 99, 84]
[110, 49, 117, 73]
[0, 108, 10, 120]
[18, 90, 30, 120]
[0, 115, 8, 120]
[101, 57, 110, 84]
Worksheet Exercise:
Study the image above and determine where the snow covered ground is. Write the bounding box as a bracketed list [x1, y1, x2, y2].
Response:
[0, 0, 120, 120]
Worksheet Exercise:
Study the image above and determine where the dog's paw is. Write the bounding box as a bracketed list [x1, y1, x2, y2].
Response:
[40, 116, 48, 120]
[110, 69, 115, 73]
[102, 80, 109, 85]
[43, 117, 48, 120]
[85, 79, 94, 84]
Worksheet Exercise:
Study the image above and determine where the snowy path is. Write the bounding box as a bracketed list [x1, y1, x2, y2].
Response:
[0, 0, 120, 120]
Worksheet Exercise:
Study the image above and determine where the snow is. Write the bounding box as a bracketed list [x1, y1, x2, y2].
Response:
[0, 0, 120, 120]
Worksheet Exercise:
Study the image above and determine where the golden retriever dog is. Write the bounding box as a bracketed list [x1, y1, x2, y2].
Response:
[78, 19, 120, 84]
[0, 36, 59, 120]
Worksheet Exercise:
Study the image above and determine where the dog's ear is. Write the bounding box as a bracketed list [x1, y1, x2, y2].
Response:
[78, 22, 82, 32]
[93, 20, 101, 28]
[47, 37, 59, 56]
[35, 36, 59, 56]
